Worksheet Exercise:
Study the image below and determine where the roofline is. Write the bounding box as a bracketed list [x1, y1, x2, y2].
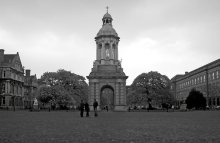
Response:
[172, 58, 220, 82]
[0, 66, 24, 74]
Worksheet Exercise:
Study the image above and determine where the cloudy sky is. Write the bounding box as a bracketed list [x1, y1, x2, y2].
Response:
[0, 0, 219, 85]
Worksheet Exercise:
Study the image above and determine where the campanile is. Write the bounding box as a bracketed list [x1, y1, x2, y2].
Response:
[87, 9, 128, 111]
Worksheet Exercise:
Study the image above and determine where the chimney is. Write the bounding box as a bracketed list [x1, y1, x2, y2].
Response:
[26, 69, 31, 76]
[185, 71, 188, 74]
[0, 49, 5, 63]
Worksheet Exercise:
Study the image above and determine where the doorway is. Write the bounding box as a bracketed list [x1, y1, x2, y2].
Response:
[100, 85, 114, 110]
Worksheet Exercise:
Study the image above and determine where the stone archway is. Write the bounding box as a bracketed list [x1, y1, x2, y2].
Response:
[100, 85, 114, 110]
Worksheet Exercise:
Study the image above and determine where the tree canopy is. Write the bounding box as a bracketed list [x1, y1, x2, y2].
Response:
[127, 71, 174, 106]
[186, 89, 206, 109]
[37, 69, 88, 108]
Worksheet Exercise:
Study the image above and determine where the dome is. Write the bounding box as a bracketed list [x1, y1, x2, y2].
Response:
[102, 12, 112, 20]
[96, 24, 118, 38]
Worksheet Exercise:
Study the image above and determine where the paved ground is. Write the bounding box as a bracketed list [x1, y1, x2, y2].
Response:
[0, 110, 220, 143]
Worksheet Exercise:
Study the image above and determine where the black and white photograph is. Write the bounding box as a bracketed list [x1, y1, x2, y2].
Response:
[0, 0, 220, 142]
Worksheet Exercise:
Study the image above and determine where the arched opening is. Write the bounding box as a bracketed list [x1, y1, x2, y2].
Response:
[100, 85, 114, 110]
[98, 44, 102, 59]
[105, 43, 110, 59]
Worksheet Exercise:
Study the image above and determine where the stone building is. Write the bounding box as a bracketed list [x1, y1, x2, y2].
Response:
[87, 11, 128, 111]
[0, 49, 24, 109]
[171, 59, 220, 107]
[23, 69, 38, 109]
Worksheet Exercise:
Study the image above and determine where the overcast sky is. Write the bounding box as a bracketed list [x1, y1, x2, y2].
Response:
[0, 0, 219, 85]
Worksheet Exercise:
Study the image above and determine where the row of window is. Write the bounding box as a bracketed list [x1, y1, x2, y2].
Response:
[178, 70, 219, 89]
[2, 70, 24, 81]
[0, 97, 23, 106]
[1, 83, 23, 95]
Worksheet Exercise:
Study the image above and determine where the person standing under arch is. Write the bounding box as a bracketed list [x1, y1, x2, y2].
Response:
[93, 99, 98, 117]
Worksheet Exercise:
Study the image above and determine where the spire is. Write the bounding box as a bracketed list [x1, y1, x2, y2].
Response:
[106, 6, 109, 13]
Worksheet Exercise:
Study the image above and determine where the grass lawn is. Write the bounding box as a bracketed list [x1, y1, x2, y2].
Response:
[0, 110, 220, 143]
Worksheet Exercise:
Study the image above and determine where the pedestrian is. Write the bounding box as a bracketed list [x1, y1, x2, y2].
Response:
[93, 99, 98, 117]
[80, 100, 84, 117]
[106, 105, 108, 112]
[85, 102, 90, 117]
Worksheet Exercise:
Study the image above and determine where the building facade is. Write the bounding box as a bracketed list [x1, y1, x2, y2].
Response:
[87, 11, 128, 111]
[23, 69, 38, 109]
[171, 59, 220, 107]
[0, 49, 24, 109]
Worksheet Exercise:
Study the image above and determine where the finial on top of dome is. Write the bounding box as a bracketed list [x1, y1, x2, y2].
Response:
[106, 6, 109, 13]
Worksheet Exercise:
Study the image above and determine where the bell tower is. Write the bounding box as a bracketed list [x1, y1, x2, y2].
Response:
[95, 9, 119, 65]
[87, 8, 128, 111]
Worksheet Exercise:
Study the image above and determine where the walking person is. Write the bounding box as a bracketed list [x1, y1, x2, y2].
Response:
[93, 99, 98, 117]
[106, 105, 108, 112]
[85, 102, 90, 117]
[79, 100, 84, 117]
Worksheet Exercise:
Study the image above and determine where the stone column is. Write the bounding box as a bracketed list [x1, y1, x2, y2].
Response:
[101, 43, 105, 64]
[116, 44, 118, 60]
[95, 83, 100, 106]
[121, 82, 126, 105]
[103, 43, 106, 59]
[98, 45, 101, 60]
[120, 82, 124, 105]
[110, 42, 113, 59]
[115, 82, 120, 105]
[101, 43, 104, 59]
[89, 82, 95, 105]
[96, 43, 98, 60]
[112, 44, 115, 60]
[124, 82, 127, 105]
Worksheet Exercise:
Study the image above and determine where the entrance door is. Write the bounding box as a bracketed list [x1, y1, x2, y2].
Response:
[100, 87, 114, 110]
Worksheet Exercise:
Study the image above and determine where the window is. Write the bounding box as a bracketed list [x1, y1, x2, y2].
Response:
[2, 83, 5, 93]
[213, 98, 216, 105]
[3, 97, 5, 105]
[212, 72, 215, 80]
[204, 75, 206, 82]
[200, 76, 203, 83]
[217, 71, 219, 79]
[3, 71, 6, 77]
[195, 78, 197, 84]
